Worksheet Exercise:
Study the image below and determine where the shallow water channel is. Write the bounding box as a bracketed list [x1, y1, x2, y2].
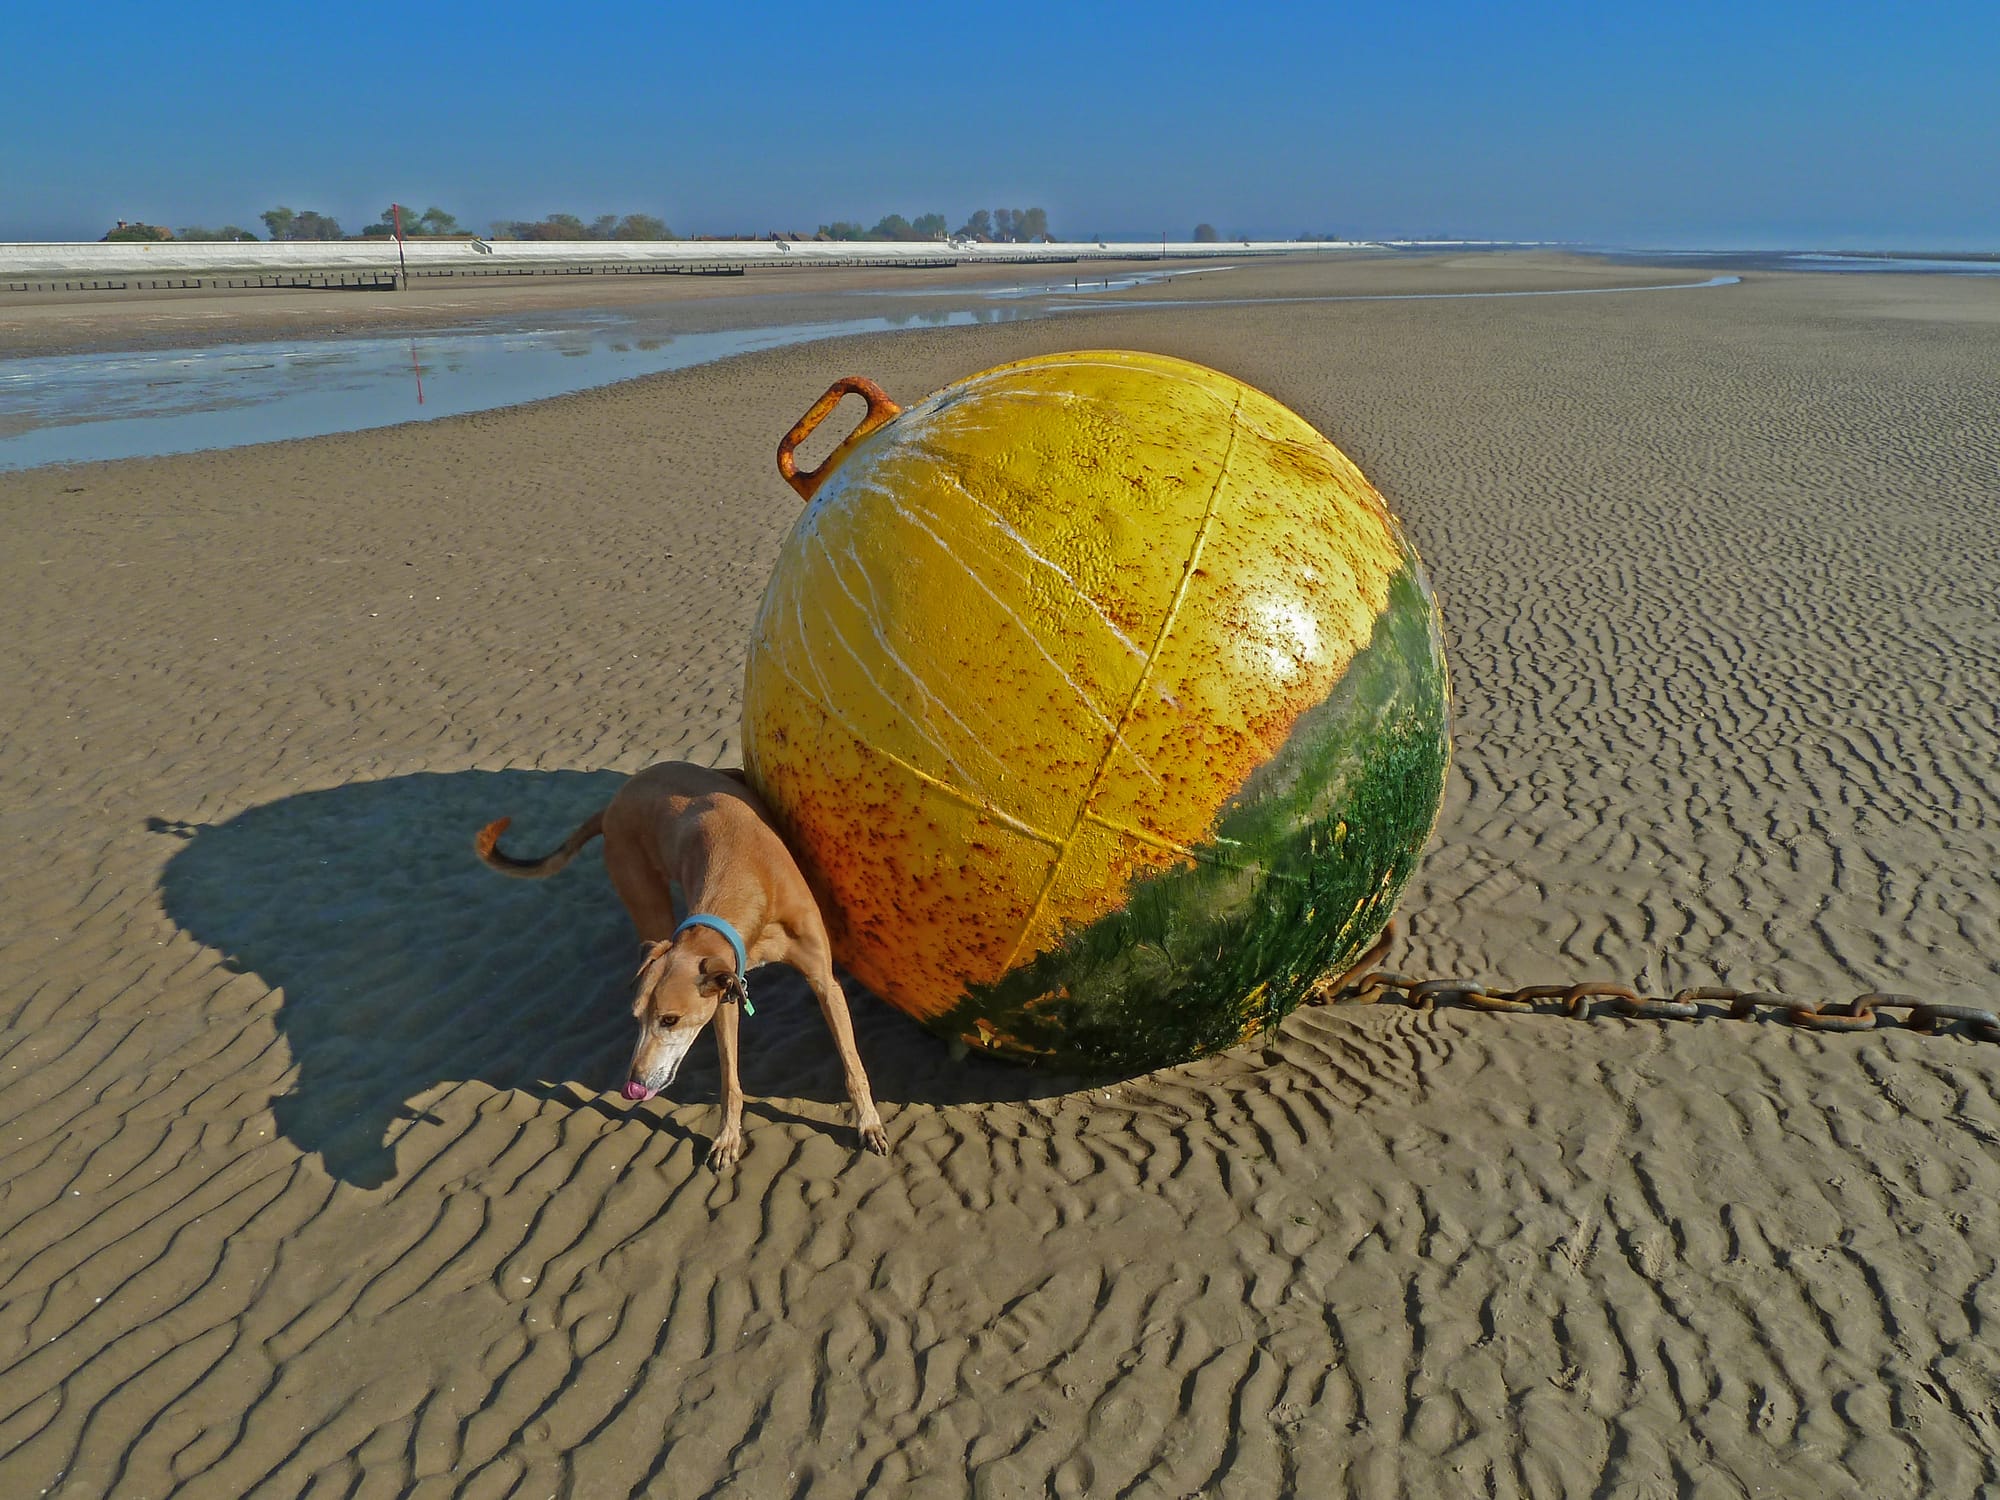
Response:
[0, 303, 1048, 473]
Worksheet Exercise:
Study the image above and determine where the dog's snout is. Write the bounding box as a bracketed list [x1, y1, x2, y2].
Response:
[626, 1018, 701, 1100]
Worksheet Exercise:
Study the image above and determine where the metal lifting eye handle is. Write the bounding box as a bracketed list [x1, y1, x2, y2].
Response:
[777, 376, 902, 502]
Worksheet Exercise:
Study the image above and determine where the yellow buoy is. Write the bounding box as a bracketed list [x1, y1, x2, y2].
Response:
[745, 351, 1450, 1070]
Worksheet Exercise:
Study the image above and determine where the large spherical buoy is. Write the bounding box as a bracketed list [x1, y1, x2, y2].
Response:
[744, 351, 1450, 1072]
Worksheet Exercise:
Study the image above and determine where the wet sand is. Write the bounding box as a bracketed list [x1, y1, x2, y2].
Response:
[0, 255, 1354, 359]
[0, 261, 1077, 357]
[2, 253, 1997, 1496]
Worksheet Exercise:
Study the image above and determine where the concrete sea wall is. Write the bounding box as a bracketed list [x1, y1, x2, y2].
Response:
[0, 238, 1370, 279]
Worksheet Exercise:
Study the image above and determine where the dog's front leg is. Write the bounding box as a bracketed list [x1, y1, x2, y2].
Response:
[707, 1001, 745, 1171]
[808, 973, 888, 1156]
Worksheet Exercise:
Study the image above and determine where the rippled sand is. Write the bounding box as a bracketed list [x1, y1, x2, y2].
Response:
[2, 254, 1997, 1496]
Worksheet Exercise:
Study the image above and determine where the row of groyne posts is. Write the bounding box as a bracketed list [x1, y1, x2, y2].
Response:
[1, 266, 746, 294]
[0, 239, 1361, 295]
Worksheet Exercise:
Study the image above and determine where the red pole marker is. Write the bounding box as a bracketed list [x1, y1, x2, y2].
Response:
[392, 202, 409, 290]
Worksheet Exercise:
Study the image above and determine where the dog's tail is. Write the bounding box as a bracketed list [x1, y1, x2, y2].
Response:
[475, 810, 605, 878]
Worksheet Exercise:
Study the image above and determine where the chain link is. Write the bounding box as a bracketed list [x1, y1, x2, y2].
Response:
[1308, 922, 2000, 1045]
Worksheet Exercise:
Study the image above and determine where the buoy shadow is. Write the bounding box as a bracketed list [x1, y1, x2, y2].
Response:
[154, 769, 1101, 1188]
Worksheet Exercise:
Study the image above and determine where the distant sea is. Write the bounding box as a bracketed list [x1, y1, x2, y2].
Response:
[1585, 248, 2000, 275]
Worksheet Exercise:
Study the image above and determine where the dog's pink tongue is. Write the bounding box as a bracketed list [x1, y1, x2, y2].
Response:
[622, 1081, 656, 1102]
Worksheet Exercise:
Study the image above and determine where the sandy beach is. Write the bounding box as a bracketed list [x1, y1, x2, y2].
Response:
[1, 253, 1996, 1496]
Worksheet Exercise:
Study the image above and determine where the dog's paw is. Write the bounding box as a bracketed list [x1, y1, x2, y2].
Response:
[859, 1120, 889, 1156]
[706, 1131, 744, 1171]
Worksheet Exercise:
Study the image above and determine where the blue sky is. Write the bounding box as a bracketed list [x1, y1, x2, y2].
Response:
[3, 1, 1993, 247]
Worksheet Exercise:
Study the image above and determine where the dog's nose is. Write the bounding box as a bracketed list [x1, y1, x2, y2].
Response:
[622, 1081, 656, 1102]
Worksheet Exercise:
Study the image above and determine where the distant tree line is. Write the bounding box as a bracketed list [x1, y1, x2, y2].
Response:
[357, 205, 461, 237]
[959, 208, 1050, 242]
[816, 212, 950, 241]
[101, 203, 1104, 246]
[813, 207, 1052, 243]
[100, 205, 673, 243]
[488, 213, 673, 241]
[95, 204, 1340, 250]
[260, 207, 347, 241]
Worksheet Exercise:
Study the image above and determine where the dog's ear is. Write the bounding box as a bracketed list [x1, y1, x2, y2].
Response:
[721, 973, 751, 1007]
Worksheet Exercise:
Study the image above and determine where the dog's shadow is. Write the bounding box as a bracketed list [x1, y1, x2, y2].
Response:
[154, 769, 1100, 1188]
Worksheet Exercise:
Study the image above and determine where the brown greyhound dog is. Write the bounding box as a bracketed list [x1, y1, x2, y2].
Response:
[475, 761, 888, 1169]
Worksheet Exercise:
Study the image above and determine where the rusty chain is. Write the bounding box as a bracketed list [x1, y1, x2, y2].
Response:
[1309, 921, 2000, 1045]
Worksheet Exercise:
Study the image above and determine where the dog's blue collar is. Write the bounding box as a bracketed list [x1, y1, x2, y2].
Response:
[674, 914, 754, 1016]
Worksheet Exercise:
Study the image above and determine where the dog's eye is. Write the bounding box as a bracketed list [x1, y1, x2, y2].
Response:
[656, 1014, 681, 1029]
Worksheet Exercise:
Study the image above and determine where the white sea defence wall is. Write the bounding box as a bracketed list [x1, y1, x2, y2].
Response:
[0, 238, 1373, 278]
